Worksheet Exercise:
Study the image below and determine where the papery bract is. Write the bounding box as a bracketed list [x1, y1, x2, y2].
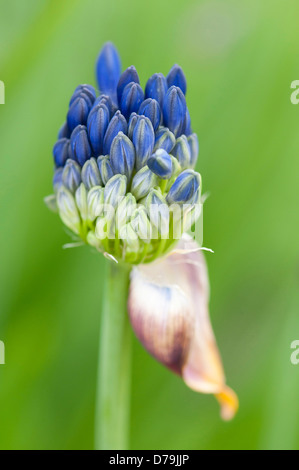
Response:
[128, 235, 238, 420]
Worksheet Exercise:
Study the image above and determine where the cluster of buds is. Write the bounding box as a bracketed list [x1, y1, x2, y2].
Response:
[46, 43, 238, 419]
[46, 43, 202, 264]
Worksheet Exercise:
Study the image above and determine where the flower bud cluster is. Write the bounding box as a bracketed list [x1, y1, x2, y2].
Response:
[47, 43, 202, 263]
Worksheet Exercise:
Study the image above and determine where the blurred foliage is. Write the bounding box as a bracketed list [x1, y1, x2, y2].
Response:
[0, 0, 298, 450]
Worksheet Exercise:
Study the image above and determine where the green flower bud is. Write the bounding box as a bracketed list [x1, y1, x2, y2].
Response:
[187, 133, 199, 168]
[131, 166, 159, 200]
[104, 174, 127, 206]
[146, 188, 169, 238]
[170, 155, 181, 175]
[165, 156, 182, 193]
[75, 183, 88, 220]
[97, 155, 113, 185]
[119, 223, 140, 253]
[170, 187, 202, 239]
[57, 186, 81, 234]
[172, 135, 191, 169]
[130, 206, 152, 243]
[86, 230, 102, 250]
[81, 157, 102, 189]
[87, 186, 104, 221]
[95, 216, 110, 241]
[115, 193, 137, 229]
[182, 194, 202, 233]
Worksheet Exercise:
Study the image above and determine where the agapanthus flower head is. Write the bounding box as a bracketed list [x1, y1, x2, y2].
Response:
[46, 42, 238, 420]
[46, 41, 201, 264]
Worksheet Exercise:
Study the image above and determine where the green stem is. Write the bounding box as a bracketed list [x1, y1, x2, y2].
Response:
[95, 260, 132, 450]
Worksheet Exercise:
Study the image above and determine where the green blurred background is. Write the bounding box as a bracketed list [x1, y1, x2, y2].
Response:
[0, 0, 298, 450]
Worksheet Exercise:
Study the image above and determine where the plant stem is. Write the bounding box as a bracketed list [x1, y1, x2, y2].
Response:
[95, 260, 132, 450]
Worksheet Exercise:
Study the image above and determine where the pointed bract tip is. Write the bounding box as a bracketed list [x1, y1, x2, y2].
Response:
[215, 386, 239, 421]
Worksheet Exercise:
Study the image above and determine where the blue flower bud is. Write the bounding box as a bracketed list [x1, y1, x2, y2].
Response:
[187, 133, 199, 168]
[110, 132, 135, 180]
[87, 104, 110, 155]
[53, 138, 70, 167]
[92, 94, 116, 115]
[138, 98, 161, 131]
[147, 149, 173, 179]
[74, 84, 95, 93]
[67, 96, 90, 132]
[96, 42, 121, 103]
[87, 186, 104, 221]
[53, 167, 63, 192]
[70, 125, 92, 166]
[128, 112, 138, 139]
[166, 64, 187, 95]
[104, 174, 127, 206]
[62, 159, 81, 193]
[97, 155, 114, 185]
[69, 125, 82, 151]
[145, 73, 168, 106]
[120, 82, 144, 119]
[117, 66, 140, 103]
[103, 110, 127, 155]
[182, 109, 192, 136]
[172, 135, 191, 169]
[163, 86, 187, 137]
[81, 157, 102, 189]
[132, 116, 155, 170]
[166, 169, 201, 205]
[70, 84, 96, 107]
[131, 166, 159, 200]
[154, 126, 176, 153]
[74, 84, 96, 96]
[58, 122, 70, 139]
